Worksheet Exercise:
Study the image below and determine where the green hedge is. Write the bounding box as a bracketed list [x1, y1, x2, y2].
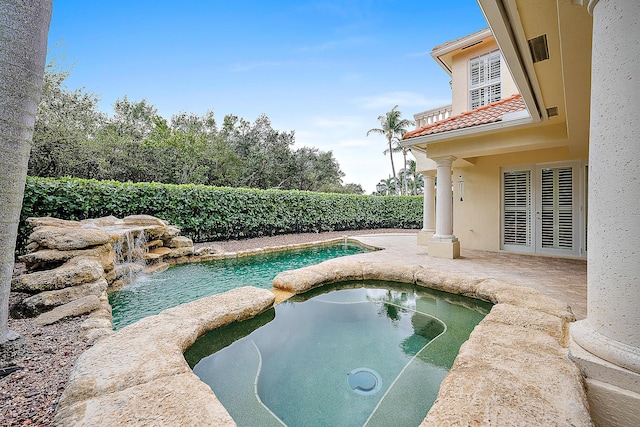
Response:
[18, 176, 422, 254]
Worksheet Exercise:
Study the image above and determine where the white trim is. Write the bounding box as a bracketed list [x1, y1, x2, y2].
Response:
[430, 28, 493, 74]
[501, 166, 533, 252]
[500, 161, 586, 257]
[477, 0, 545, 122]
[401, 114, 533, 149]
[469, 50, 502, 110]
[534, 160, 584, 257]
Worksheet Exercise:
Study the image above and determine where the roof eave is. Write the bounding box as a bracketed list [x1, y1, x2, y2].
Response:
[402, 114, 534, 149]
[477, 0, 546, 123]
[430, 28, 493, 75]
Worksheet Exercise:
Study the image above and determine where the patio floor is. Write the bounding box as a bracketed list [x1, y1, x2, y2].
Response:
[350, 233, 587, 319]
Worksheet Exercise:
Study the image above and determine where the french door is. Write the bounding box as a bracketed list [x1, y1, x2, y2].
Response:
[502, 161, 583, 257]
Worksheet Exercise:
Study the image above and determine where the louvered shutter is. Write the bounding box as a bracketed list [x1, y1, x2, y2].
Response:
[469, 50, 502, 110]
[541, 167, 573, 249]
[503, 170, 531, 247]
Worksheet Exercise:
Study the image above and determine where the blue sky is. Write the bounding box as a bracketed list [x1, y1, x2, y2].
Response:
[47, 1, 487, 193]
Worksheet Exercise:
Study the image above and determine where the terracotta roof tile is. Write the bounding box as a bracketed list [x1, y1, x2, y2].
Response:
[403, 94, 526, 140]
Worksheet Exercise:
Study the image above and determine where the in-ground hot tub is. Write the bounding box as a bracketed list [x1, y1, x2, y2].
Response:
[185, 281, 491, 427]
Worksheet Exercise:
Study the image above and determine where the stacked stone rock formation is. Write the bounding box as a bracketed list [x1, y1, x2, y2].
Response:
[10, 215, 207, 341]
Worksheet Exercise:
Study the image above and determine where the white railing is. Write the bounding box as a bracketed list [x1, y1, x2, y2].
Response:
[413, 105, 452, 128]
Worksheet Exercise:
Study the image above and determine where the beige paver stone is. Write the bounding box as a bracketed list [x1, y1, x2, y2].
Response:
[20, 278, 107, 316]
[273, 267, 328, 292]
[27, 217, 82, 228]
[19, 244, 115, 272]
[484, 303, 569, 346]
[29, 226, 111, 250]
[423, 319, 591, 426]
[122, 214, 168, 226]
[165, 235, 193, 248]
[53, 373, 234, 427]
[361, 261, 420, 283]
[55, 287, 274, 425]
[12, 257, 104, 292]
[34, 295, 101, 326]
[415, 266, 483, 295]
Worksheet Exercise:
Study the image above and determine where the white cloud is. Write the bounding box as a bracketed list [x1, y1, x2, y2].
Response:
[336, 138, 369, 148]
[311, 115, 366, 129]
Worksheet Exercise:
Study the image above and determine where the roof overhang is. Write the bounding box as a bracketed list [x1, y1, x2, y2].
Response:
[405, 113, 533, 147]
[476, 0, 546, 123]
[406, 0, 592, 159]
[430, 28, 493, 76]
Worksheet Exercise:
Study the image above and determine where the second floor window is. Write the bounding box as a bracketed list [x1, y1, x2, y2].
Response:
[469, 50, 501, 110]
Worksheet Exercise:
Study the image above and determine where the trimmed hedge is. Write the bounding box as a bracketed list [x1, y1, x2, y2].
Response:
[18, 176, 422, 254]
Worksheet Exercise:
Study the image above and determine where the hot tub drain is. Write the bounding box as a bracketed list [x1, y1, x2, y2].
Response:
[347, 368, 382, 395]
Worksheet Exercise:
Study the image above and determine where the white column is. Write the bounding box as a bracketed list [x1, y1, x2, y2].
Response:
[433, 156, 456, 239]
[569, 3, 640, 424]
[417, 173, 435, 246]
[422, 174, 435, 233]
[427, 156, 460, 258]
[572, 0, 640, 375]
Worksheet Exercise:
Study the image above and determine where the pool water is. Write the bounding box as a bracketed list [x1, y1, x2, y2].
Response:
[109, 242, 370, 329]
[185, 281, 492, 427]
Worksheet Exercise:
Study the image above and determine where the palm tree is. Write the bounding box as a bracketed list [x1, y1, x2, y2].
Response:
[366, 106, 414, 194]
[0, 0, 52, 349]
[405, 159, 421, 195]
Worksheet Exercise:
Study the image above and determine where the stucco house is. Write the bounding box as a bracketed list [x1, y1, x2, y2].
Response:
[402, 0, 638, 425]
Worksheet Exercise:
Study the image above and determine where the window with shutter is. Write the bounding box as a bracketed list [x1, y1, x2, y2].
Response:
[469, 50, 501, 110]
[502, 162, 583, 256]
[540, 167, 573, 250]
[503, 170, 531, 248]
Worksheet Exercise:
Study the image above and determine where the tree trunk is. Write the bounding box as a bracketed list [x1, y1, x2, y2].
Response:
[0, 0, 52, 345]
[402, 149, 408, 196]
[387, 137, 396, 194]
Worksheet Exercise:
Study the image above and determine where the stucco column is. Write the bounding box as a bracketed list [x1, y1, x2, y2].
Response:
[427, 156, 460, 258]
[571, 0, 640, 376]
[417, 173, 435, 245]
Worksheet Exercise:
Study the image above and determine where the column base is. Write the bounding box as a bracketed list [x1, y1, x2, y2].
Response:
[417, 229, 434, 246]
[427, 238, 460, 259]
[569, 334, 640, 427]
[571, 320, 640, 374]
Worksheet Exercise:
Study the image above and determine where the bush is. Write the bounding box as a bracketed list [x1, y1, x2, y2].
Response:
[18, 176, 422, 254]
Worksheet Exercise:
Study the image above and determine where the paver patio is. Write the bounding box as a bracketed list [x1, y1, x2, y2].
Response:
[349, 233, 587, 319]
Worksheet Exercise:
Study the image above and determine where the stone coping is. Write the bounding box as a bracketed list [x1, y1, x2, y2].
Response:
[54, 245, 592, 426]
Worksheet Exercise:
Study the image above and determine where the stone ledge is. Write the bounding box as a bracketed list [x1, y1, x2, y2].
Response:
[54, 256, 592, 426]
[272, 259, 591, 426]
[53, 287, 275, 426]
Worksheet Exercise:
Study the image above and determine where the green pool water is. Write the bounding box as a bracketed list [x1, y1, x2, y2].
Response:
[185, 281, 492, 427]
[109, 242, 370, 329]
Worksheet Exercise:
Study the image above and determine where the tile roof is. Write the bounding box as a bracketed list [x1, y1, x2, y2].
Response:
[403, 94, 526, 140]
[431, 27, 490, 52]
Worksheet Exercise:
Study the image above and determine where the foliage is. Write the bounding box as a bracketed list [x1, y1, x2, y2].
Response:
[28, 64, 361, 194]
[17, 177, 422, 255]
[366, 105, 414, 194]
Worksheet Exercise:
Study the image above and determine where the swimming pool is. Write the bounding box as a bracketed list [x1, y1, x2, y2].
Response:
[185, 281, 492, 426]
[109, 242, 371, 329]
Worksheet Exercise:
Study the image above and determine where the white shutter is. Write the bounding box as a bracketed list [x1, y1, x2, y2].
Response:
[503, 170, 531, 247]
[469, 50, 501, 110]
[540, 167, 573, 250]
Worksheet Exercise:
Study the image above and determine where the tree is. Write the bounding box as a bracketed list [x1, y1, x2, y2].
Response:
[29, 62, 105, 178]
[1, 0, 52, 348]
[366, 105, 414, 194]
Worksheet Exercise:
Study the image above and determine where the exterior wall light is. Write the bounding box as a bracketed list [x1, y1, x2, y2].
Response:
[458, 175, 464, 201]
